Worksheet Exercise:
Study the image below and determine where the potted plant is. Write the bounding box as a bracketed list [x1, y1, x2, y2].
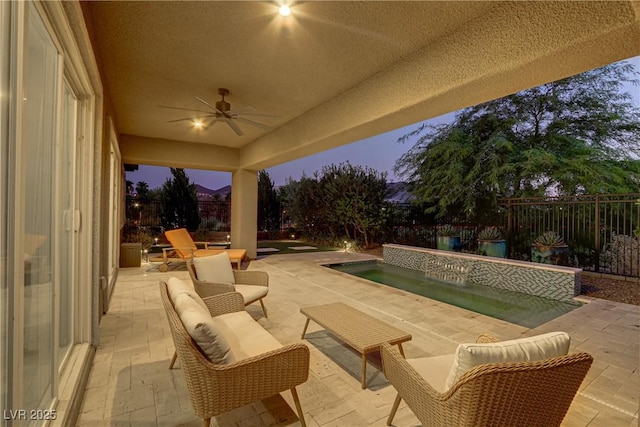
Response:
[477, 226, 507, 258]
[531, 231, 569, 265]
[436, 224, 461, 252]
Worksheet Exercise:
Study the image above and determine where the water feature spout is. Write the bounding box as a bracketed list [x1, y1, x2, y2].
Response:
[424, 258, 470, 285]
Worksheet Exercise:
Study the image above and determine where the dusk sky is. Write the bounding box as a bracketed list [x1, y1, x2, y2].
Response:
[126, 57, 640, 190]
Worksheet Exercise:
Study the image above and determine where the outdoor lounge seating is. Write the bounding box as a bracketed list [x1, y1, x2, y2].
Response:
[380, 332, 593, 427]
[156, 228, 247, 271]
[160, 278, 310, 427]
[187, 256, 269, 317]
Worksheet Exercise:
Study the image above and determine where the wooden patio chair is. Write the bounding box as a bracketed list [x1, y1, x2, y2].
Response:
[156, 228, 247, 271]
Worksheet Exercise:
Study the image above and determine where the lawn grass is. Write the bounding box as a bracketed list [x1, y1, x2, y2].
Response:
[257, 240, 340, 255]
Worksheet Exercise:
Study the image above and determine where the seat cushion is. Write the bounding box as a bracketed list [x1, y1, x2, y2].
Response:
[408, 354, 456, 394]
[445, 331, 571, 389]
[166, 277, 208, 312]
[234, 284, 269, 304]
[214, 311, 282, 361]
[172, 292, 233, 364]
[193, 251, 235, 284]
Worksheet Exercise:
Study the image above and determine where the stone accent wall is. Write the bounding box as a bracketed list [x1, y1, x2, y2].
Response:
[383, 244, 581, 302]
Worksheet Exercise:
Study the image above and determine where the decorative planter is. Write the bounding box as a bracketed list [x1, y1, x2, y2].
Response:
[437, 236, 461, 252]
[478, 239, 507, 258]
[531, 244, 569, 266]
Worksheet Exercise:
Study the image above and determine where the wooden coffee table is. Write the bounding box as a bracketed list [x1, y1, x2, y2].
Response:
[300, 302, 412, 389]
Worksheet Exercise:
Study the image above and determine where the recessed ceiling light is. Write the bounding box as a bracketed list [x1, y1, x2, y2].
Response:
[279, 4, 291, 17]
[193, 120, 204, 129]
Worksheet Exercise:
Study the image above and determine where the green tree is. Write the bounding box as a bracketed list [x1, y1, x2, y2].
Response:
[395, 61, 640, 220]
[257, 170, 280, 231]
[135, 181, 152, 203]
[159, 168, 201, 231]
[279, 163, 390, 247]
[319, 163, 389, 248]
[279, 174, 326, 239]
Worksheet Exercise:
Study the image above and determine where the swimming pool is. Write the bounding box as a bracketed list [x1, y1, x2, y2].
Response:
[329, 261, 580, 328]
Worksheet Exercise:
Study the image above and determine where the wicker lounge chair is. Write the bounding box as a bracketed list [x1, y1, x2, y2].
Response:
[156, 228, 247, 271]
[160, 281, 309, 427]
[380, 334, 593, 427]
[187, 258, 269, 317]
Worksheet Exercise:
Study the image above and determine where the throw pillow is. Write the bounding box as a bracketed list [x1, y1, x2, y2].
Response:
[166, 276, 208, 312]
[173, 292, 234, 364]
[193, 251, 235, 284]
[445, 331, 571, 389]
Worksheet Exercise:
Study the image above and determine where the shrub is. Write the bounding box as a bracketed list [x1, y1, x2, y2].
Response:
[478, 226, 503, 240]
[436, 224, 458, 236]
[601, 234, 639, 276]
[534, 231, 565, 247]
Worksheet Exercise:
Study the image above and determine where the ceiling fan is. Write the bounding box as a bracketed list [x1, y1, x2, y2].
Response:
[159, 88, 275, 136]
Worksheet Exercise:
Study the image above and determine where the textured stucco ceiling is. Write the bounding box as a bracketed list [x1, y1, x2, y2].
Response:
[82, 1, 640, 172]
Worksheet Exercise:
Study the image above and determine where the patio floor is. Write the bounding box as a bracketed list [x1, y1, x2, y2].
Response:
[76, 251, 639, 426]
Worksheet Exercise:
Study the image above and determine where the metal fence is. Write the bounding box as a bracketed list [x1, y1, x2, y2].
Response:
[125, 198, 231, 231]
[126, 194, 639, 277]
[504, 194, 639, 276]
[384, 194, 639, 277]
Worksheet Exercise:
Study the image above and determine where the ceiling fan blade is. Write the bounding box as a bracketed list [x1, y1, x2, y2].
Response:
[158, 105, 213, 115]
[205, 118, 217, 129]
[235, 117, 274, 131]
[229, 106, 279, 118]
[225, 118, 244, 136]
[166, 117, 201, 123]
[194, 96, 221, 114]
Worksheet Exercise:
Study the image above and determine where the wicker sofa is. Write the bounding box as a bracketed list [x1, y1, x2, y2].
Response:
[380, 333, 592, 427]
[160, 278, 310, 427]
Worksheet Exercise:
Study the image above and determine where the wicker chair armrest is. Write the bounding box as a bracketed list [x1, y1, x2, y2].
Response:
[202, 292, 245, 317]
[381, 342, 442, 413]
[476, 334, 499, 343]
[232, 270, 269, 287]
[203, 343, 310, 401]
[193, 279, 236, 299]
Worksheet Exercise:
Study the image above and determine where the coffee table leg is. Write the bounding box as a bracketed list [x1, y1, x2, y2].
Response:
[301, 318, 310, 339]
[398, 343, 406, 358]
[361, 354, 367, 389]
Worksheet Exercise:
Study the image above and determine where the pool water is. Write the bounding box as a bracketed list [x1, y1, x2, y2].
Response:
[329, 261, 580, 328]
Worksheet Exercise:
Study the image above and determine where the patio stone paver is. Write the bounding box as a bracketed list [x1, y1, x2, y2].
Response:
[76, 252, 639, 426]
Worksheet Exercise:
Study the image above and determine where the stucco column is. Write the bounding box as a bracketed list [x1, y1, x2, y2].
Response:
[231, 168, 258, 259]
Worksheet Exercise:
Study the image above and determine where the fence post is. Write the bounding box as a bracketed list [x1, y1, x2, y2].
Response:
[506, 198, 513, 258]
[594, 194, 600, 272]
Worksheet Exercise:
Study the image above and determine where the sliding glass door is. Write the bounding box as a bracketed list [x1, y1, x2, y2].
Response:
[22, 3, 59, 411]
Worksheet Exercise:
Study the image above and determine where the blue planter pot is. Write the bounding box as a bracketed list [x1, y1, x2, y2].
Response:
[437, 236, 461, 252]
[531, 244, 569, 265]
[478, 240, 507, 258]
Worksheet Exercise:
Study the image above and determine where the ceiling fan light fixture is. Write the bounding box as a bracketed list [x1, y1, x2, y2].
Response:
[279, 4, 291, 17]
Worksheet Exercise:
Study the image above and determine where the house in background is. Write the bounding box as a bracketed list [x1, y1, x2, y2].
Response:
[1, 1, 639, 425]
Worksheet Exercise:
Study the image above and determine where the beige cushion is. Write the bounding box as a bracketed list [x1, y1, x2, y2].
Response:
[193, 251, 235, 285]
[408, 354, 456, 394]
[235, 284, 269, 304]
[167, 277, 207, 312]
[173, 292, 233, 364]
[214, 311, 282, 361]
[445, 331, 571, 389]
